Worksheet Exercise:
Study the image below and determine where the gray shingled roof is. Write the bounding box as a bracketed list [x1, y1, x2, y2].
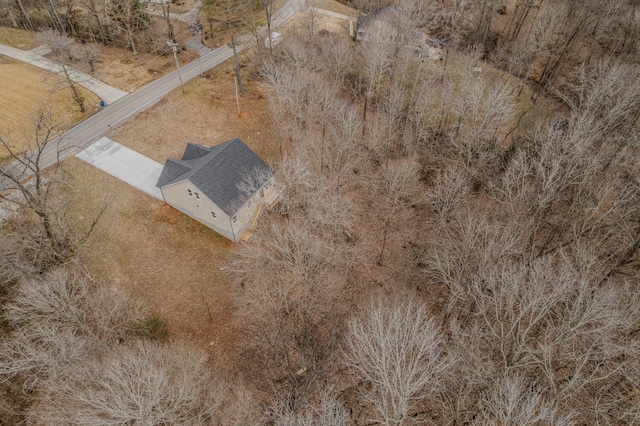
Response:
[156, 138, 273, 216]
[357, 6, 396, 31]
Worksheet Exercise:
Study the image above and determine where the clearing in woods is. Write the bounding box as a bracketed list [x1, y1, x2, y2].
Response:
[72, 52, 279, 376]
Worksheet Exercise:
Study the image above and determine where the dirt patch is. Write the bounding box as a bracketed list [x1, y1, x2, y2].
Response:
[156, 204, 180, 225]
[0, 56, 98, 154]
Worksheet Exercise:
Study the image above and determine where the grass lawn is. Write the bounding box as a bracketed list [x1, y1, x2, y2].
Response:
[0, 27, 38, 49]
[0, 55, 97, 155]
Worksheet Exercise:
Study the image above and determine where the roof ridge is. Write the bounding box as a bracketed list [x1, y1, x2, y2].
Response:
[213, 137, 239, 158]
[198, 138, 239, 168]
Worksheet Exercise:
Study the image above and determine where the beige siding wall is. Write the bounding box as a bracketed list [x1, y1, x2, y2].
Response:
[161, 181, 232, 235]
[160, 178, 273, 242]
[230, 187, 266, 236]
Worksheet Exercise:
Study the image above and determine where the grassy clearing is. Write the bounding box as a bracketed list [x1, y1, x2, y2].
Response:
[0, 27, 38, 49]
[0, 56, 98, 155]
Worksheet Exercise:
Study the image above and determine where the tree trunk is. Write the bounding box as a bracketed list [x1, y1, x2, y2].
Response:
[16, 0, 34, 30]
[231, 35, 244, 94]
[127, 26, 138, 55]
[62, 65, 86, 112]
[377, 215, 391, 266]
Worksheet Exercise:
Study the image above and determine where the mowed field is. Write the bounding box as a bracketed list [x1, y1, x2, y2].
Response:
[0, 55, 98, 154]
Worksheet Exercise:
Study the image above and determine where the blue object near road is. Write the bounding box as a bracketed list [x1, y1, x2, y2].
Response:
[99, 100, 106, 108]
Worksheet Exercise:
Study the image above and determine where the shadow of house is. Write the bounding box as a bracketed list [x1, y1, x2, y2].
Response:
[156, 138, 274, 242]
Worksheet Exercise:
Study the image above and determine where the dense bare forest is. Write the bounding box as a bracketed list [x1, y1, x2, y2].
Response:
[1, 0, 640, 424]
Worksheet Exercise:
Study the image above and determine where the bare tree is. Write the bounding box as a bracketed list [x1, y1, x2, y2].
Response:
[426, 164, 470, 222]
[305, 0, 321, 38]
[261, 57, 316, 157]
[3, 268, 145, 341]
[317, 34, 353, 88]
[109, 0, 150, 55]
[31, 341, 226, 425]
[374, 157, 422, 265]
[391, 0, 432, 45]
[159, 0, 175, 42]
[37, 29, 87, 112]
[79, 0, 114, 45]
[470, 375, 568, 425]
[201, 0, 216, 39]
[221, 385, 265, 426]
[229, 214, 350, 407]
[343, 296, 450, 425]
[0, 110, 104, 281]
[0, 267, 145, 397]
[267, 390, 350, 426]
[261, 0, 277, 53]
[357, 40, 393, 137]
[225, 0, 252, 94]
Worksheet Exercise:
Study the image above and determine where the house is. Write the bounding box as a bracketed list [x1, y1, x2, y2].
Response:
[355, 7, 447, 60]
[156, 138, 275, 242]
[355, 7, 398, 43]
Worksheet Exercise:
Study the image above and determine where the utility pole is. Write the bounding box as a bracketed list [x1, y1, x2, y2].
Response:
[225, 0, 244, 94]
[167, 39, 186, 94]
[231, 35, 244, 94]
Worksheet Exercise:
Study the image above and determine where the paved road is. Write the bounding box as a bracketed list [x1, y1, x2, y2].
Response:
[0, 0, 305, 189]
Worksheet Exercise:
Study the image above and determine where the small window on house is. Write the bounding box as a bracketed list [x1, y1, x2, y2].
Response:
[187, 189, 193, 196]
[195, 192, 200, 199]
[211, 211, 216, 218]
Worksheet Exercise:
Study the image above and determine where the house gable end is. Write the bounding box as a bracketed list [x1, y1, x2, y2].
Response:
[181, 143, 211, 161]
[156, 159, 193, 188]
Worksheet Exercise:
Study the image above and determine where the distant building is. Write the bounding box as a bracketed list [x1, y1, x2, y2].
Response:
[355, 7, 400, 42]
[156, 138, 275, 242]
[355, 7, 446, 60]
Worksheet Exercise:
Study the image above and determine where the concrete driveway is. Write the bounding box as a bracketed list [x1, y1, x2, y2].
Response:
[76, 137, 164, 200]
